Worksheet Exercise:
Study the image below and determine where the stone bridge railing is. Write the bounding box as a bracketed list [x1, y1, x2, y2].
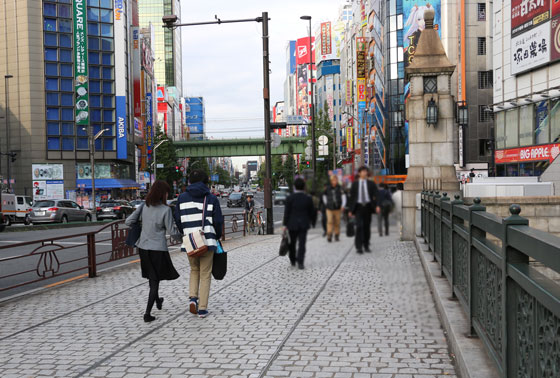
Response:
[421, 191, 560, 377]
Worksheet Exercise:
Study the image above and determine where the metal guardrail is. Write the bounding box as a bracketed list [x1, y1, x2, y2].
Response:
[222, 212, 246, 240]
[420, 191, 560, 377]
[0, 212, 250, 294]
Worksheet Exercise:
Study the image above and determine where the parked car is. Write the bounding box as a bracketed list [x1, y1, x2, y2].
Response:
[130, 199, 145, 209]
[97, 200, 134, 220]
[28, 199, 92, 224]
[227, 192, 246, 208]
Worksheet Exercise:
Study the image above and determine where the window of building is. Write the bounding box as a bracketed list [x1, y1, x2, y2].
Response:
[535, 101, 550, 144]
[495, 112, 505, 149]
[423, 76, 437, 93]
[519, 105, 534, 146]
[47, 137, 60, 150]
[551, 100, 560, 142]
[478, 37, 486, 55]
[479, 139, 491, 157]
[478, 105, 493, 122]
[478, 70, 493, 89]
[478, 3, 486, 21]
[505, 109, 519, 147]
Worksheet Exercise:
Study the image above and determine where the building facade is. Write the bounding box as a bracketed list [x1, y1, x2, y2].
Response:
[138, 0, 182, 92]
[0, 0, 143, 201]
[492, 0, 560, 177]
[184, 97, 205, 141]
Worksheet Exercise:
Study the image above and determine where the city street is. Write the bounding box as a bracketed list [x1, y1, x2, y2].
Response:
[0, 192, 285, 300]
[0, 224, 456, 378]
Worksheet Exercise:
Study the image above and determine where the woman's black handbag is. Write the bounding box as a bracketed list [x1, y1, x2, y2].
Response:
[346, 217, 356, 237]
[212, 242, 227, 280]
[125, 205, 143, 247]
[279, 229, 290, 256]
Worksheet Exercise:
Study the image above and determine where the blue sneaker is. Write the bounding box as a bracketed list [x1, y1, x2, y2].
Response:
[189, 297, 198, 315]
[198, 310, 209, 318]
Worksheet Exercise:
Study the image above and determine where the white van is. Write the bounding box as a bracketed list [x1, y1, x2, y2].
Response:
[1, 194, 33, 225]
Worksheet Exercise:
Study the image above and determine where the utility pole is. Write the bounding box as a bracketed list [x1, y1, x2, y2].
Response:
[162, 12, 274, 234]
[4, 75, 13, 191]
[262, 12, 274, 235]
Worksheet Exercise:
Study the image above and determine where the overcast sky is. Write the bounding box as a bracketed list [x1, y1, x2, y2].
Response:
[180, 0, 342, 145]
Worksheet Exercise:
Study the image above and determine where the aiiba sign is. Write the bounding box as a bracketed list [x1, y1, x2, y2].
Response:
[116, 96, 127, 159]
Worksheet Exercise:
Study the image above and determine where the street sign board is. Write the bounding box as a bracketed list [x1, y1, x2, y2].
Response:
[305, 146, 312, 155]
[156, 163, 164, 168]
[318, 145, 329, 156]
[286, 115, 309, 125]
[179, 166, 185, 172]
[306, 140, 312, 147]
[318, 135, 328, 145]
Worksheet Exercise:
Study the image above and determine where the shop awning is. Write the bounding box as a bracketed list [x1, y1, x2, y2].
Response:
[76, 179, 141, 190]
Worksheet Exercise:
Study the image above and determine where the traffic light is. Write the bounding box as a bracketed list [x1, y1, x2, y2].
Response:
[305, 161, 310, 168]
[175, 165, 179, 173]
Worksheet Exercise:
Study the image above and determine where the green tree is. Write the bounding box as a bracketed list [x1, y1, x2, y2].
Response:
[213, 165, 231, 186]
[283, 144, 296, 192]
[148, 128, 182, 187]
[186, 157, 210, 181]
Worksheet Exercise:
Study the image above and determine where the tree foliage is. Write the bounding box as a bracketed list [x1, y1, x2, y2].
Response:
[213, 165, 231, 186]
[149, 128, 182, 187]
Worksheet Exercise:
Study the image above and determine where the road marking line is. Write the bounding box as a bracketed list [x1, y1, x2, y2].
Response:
[44, 273, 88, 288]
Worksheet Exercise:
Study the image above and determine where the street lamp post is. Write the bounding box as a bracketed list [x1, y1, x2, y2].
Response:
[152, 139, 169, 184]
[90, 128, 109, 221]
[300, 16, 316, 176]
[4, 75, 13, 191]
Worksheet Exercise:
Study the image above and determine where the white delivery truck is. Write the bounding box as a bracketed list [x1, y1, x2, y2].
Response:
[1, 194, 33, 226]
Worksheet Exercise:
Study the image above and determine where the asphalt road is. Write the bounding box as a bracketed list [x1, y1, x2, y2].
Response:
[0, 192, 285, 301]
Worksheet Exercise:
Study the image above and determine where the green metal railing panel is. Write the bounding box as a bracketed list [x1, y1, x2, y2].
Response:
[420, 192, 560, 377]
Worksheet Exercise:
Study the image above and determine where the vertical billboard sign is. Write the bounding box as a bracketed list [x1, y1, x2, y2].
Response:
[132, 27, 141, 117]
[403, 1, 441, 67]
[511, 0, 550, 36]
[73, 0, 89, 126]
[320, 22, 333, 57]
[356, 38, 367, 139]
[511, 21, 551, 74]
[114, 0, 127, 159]
[145, 93, 153, 160]
[551, 17, 560, 61]
[116, 96, 127, 159]
[345, 80, 353, 105]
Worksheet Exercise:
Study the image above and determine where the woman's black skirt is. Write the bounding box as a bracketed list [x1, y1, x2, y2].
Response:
[138, 249, 180, 281]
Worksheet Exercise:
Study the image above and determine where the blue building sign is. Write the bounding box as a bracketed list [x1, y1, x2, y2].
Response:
[184, 97, 205, 137]
[116, 96, 127, 160]
[146, 93, 153, 160]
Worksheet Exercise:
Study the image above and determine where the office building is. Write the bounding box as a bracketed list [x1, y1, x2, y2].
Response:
[138, 0, 182, 92]
[492, 0, 560, 180]
[0, 0, 141, 200]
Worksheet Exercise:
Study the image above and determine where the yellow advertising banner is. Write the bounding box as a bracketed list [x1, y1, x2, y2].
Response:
[346, 126, 354, 151]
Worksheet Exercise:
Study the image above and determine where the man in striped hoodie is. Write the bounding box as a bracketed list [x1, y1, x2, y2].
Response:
[174, 169, 223, 318]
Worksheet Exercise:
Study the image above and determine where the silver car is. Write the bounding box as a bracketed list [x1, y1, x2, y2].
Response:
[28, 199, 92, 224]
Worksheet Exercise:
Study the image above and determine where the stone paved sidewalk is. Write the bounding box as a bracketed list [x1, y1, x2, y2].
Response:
[0, 227, 457, 378]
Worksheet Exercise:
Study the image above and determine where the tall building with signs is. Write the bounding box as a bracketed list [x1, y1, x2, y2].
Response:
[0, 0, 144, 202]
[493, 0, 560, 185]
[138, 0, 182, 92]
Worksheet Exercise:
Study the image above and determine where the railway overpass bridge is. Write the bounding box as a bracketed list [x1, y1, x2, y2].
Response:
[174, 137, 306, 158]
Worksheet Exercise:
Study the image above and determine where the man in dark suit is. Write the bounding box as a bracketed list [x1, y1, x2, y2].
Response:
[348, 166, 379, 253]
[283, 177, 317, 269]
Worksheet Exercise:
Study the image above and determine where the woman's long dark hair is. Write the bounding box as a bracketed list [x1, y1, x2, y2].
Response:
[145, 180, 171, 207]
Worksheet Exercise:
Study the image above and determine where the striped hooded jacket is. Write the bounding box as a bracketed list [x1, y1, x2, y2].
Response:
[174, 182, 224, 252]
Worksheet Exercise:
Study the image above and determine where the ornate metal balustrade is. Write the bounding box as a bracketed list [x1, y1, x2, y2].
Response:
[421, 191, 560, 377]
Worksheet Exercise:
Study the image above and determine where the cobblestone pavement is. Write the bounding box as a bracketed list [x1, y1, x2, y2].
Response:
[0, 225, 457, 378]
